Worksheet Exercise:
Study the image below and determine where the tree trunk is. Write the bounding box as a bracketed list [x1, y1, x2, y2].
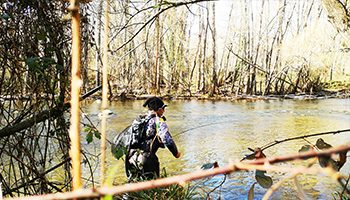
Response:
[210, 2, 217, 96]
[201, 3, 209, 94]
[154, 0, 162, 95]
[273, 0, 286, 94]
[243, 0, 250, 95]
[197, 6, 203, 92]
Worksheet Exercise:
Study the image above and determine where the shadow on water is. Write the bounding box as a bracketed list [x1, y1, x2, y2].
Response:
[81, 98, 350, 199]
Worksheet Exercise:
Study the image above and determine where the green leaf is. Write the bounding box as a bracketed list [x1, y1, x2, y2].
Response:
[111, 144, 128, 160]
[318, 156, 330, 168]
[298, 145, 312, 153]
[83, 126, 91, 133]
[200, 162, 215, 170]
[318, 156, 339, 171]
[298, 145, 313, 160]
[112, 147, 125, 160]
[255, 170, 273, 189]
[103, 195, 113, 200]
[94, 131, 101, 139]
[248, 182, 256, 200]
[316, 138, 332, 149]
[86, 132, 93, 144]
[315, 139, 340, 170]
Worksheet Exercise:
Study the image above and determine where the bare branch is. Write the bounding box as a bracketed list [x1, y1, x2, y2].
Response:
[242, 129, 350, 161]
[226, 46, 300, 90]
[110, 0, 216, 53]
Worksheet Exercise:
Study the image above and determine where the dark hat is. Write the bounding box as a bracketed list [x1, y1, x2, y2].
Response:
[143, 96, 167, 111]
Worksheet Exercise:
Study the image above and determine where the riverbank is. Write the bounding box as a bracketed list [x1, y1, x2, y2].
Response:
[113, 88, 350, 101]
[1, 88, 348, 102]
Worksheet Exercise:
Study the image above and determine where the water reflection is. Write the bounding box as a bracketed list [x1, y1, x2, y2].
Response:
[81, 98, 350, 199]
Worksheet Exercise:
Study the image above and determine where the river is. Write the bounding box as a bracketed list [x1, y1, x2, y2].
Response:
[81, 98, 350, 199]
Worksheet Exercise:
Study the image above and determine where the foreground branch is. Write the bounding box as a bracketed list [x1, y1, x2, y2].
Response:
[68, 0, 83, 190]
[6, 144, 350, 200]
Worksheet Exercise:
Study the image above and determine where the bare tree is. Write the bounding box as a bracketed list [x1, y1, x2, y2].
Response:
[210, 2, 217, 96]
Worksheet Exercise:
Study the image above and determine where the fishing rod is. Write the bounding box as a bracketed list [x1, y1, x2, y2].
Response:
[174, 120, 237, 137]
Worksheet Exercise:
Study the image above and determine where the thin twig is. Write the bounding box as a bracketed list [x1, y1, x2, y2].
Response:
[242, 129, 350, 161]
[174, 120, 236, 137]
[110, 0, 216, 53]
[206, 174, 226, 199]
[261, 129, 350, 150]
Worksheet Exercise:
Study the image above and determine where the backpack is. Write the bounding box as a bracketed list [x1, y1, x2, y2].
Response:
[111, 114, 153, 160]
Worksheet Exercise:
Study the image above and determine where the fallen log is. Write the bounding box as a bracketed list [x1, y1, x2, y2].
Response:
[0, 85, 102, 138]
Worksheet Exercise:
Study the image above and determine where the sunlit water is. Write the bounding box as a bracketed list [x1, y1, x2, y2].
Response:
[81, 98, 350, 199]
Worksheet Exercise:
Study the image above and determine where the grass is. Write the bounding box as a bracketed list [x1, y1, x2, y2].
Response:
[112, 168, 202, 200]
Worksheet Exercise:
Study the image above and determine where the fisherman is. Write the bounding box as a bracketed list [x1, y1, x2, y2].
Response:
[125, 96, 181, 181]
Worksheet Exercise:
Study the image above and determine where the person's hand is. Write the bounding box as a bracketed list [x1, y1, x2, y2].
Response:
[175, 152, 181, 158]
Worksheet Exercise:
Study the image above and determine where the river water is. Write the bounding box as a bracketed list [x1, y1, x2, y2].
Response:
[81, 98, 350, 199]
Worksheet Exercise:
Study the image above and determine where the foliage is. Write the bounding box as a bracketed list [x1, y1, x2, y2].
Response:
[83, 124, 101, 144]
[255, 170, 273, 189]
[123, 184, 196, 200]
[246, 137, 348, 199]
[298, 138, 347, 171]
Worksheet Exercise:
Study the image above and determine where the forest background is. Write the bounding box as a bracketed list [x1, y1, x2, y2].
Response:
[1, 0, 350, 198]
[1, 0, 350, 100]
[87, 0, 350, 98]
